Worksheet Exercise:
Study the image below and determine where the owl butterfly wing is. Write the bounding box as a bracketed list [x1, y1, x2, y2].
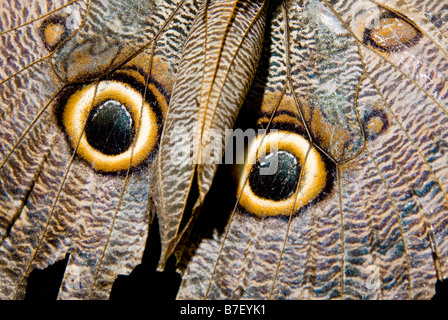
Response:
[177, 0, 448, 299]
[0, 0, 201, 299]
[151, 0, 267, 268]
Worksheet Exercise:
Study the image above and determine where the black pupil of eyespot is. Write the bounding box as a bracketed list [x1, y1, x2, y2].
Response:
[85, 100, 135, 155]
[249, 150, 300, 201]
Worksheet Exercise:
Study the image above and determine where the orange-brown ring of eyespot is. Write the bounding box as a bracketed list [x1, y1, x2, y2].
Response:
[62, 80, 161, 172]
[237, 131, 327, 217]
[114, 69, 168, 117]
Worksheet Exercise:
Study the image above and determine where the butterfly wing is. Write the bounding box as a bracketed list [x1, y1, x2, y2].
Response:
[0, 0, 201, 299]
[152, 0, 268, 269]
[1, 0, 447, 300]
[177, 0, 448, 299]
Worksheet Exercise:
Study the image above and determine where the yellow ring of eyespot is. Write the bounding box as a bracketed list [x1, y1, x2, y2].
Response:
[62, 80, 160, 172]
[237, 131, 327, 217]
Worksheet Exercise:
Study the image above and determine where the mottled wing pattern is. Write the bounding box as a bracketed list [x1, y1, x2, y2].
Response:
[152, 0, 267, 267]
[177, 0, 448, 299]
[0, 0, 200, 299]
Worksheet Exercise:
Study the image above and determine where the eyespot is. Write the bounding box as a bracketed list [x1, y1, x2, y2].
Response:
[237, 131, 327, 217]
[39, 13, 82, 51]
[39, 15, 69, 50]
[62, 78, 166, 172]
[362, 108, 389, 141]
[363, 11, 422, 52]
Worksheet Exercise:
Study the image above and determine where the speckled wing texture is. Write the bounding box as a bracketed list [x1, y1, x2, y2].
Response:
[177, 0, 448, 299]
[152, 0, 267, 268]
[0, 0, 200, 299]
